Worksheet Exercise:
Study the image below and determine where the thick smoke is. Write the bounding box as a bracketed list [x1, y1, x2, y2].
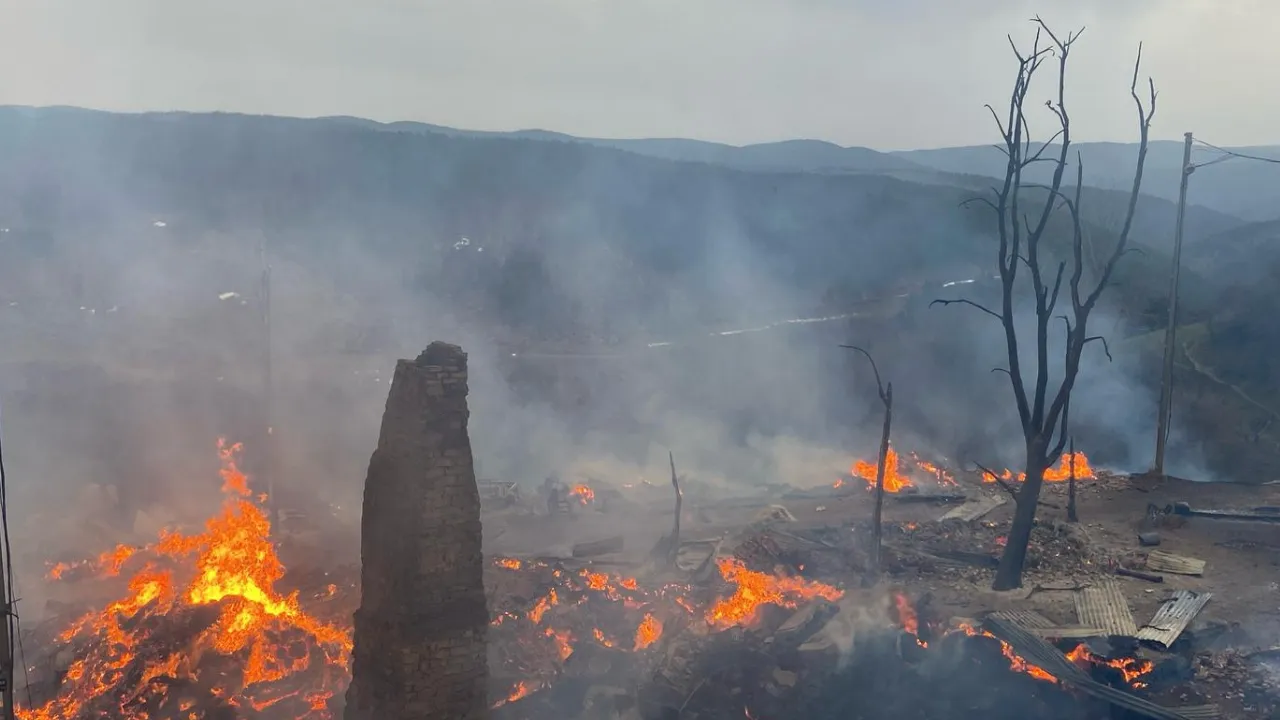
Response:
[0, 109, 1208, 621]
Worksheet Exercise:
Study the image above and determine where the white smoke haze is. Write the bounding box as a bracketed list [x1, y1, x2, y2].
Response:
[0, 106, 1216, 630]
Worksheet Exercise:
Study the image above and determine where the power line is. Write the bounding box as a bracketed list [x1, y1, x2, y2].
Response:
[1192, 138, 1280, 167]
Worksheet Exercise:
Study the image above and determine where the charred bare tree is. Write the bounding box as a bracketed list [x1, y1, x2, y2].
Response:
[931, 18, 1156, 590]
[841, 344, 892, 576]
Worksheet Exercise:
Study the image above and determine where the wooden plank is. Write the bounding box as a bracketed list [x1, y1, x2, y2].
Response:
[939, 494, 1007, 522]
[1074, 581, 1138, 638]
[1146, 550, 1206, 576]
[1136, 590, 1213, 648]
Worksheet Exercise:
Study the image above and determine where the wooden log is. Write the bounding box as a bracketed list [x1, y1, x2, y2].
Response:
[1116, 566, 1164, 583]
[571, 535, 625, 558]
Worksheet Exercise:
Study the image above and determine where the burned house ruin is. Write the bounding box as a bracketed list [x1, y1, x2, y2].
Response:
[344, 342, 490, 720]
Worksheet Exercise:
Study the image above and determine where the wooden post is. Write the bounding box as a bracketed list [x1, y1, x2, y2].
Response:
[667, 451, 683, 567]
[840, 344, 893, 579]
[1153, 132, 1195, 476]
[1067, 437, 1078, 523]
[260, 247, 277, 533]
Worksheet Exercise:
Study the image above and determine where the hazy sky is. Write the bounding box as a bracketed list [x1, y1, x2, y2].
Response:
[0, 0, 1273, 150]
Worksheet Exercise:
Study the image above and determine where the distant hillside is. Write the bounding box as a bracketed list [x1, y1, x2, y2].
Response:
[896, 142, 1280, 223]
[0, 106, 1272, 487]
[321, 115, 926, 175]
[320, 113, 1279, 223]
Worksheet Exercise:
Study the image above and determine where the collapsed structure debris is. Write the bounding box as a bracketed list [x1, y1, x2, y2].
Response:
[345, 342, 489, 720]
[16, 359, 1280, 720]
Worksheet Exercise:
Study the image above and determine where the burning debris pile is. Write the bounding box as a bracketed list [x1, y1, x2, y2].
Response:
[22, 427, 1277, 720]
[21, 441, 353, 720]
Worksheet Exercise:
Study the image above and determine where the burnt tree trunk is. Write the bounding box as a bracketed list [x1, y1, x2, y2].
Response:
[870, 383, 894, 576]
[994, 442, 1049, 589]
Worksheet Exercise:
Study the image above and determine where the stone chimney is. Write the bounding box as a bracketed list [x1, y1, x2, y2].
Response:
[344, 342, 489, 720]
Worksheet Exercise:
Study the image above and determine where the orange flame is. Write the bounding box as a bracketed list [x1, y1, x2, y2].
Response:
[569, 484, 595, 504]
[706, 558, 843, 629]
[953, 623, 1057, 683]
[852, 447, 912, 493]
[1065, 644, 1154, 687]
[892, 593, 919, 636]
[493, 681, 541, 708]
[982, 452, 1095, 483]
[47, 544, 139, 581]
[20, 439, 352, 720]
[634, 613, 663, 650]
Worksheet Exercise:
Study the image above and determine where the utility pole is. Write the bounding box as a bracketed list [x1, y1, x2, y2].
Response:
[0, 423, 16, 720]
[260, 244, 277, 532]
[0, 548, 12, 720]
[1153, 132, 1195, 476]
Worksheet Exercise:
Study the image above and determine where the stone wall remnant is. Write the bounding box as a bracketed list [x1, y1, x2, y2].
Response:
[344, 341, 489, 720]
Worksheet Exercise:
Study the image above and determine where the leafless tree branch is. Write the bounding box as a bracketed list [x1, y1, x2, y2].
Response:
[929, 298, 1004, 322]
[839, 344, 889, 405]
[1083, 335, 1113, 362]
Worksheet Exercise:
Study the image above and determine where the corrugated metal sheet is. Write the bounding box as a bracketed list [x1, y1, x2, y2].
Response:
[1172, 705, 1220, 719]
[1146, 550, 1207, 576]
[983, 616, 1195, 720]
[988, 609, 1054, 629]
[939, 494, 1006, 522]
[987, 610, 1103, 639]
[1075, 581, 1138, 637]
[1136, 590, 1213, 648]
[982, 615, 1089, 682]
[1028, 625, 1106, 639]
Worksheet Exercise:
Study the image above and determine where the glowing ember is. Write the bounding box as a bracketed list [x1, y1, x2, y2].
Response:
[892, 593, 919, 636]
[982, 452, 1096, 483]
[912, 456, 957, 485]
[493, 681, 541, 708]
[706, 558, 843, 629]
[22, 439, 352, 720]
[634, 613, 663, 650]
[569, 484, 595, 504]
[496, 557, 523, 570]
[592, 628, 616, 647]
[528, 589, 560, 624]
[545, 627, 574, 661]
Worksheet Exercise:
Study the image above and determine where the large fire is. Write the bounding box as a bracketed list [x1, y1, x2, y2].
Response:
[981, 452, 1095, 484]
[23, 440, 352, 720]
[838, 447, 957, 493]
[705, 559, 844, 629]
